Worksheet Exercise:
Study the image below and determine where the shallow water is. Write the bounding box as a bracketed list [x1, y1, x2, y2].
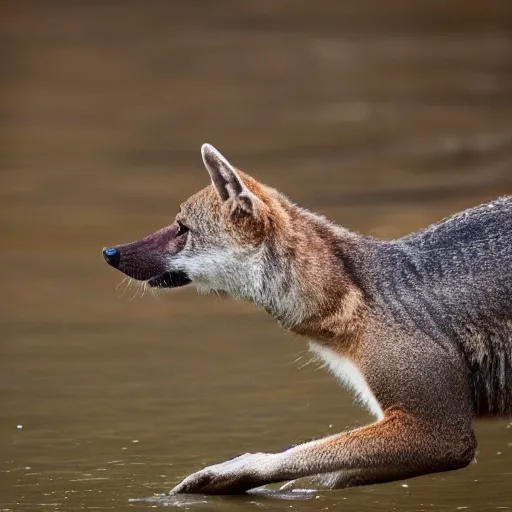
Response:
[2, 1, 512, 510]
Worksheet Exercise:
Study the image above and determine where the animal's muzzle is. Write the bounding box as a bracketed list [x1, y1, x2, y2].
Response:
[102, 224, 191, 288]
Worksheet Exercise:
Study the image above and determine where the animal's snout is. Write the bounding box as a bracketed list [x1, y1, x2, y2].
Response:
[102, 223, 189, 282]
[103, 247, 120, 268]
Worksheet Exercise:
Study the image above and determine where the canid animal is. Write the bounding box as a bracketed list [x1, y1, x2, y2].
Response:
[103, 144, 512, 495]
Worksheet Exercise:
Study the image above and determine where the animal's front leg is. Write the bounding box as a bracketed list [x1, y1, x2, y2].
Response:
[169, 452, 285, 495]
[170, 409, 476, 495]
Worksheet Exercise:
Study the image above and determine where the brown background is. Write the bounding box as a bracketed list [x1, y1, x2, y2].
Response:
[1, 1, 512, 510]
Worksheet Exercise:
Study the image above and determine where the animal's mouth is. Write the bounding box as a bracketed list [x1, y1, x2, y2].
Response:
[147, 271, 191, 288]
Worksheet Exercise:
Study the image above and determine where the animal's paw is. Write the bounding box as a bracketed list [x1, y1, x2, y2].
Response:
[169, 453, 278, 495]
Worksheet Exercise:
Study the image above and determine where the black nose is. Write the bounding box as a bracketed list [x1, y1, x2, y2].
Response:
[103, 247, 120, 268]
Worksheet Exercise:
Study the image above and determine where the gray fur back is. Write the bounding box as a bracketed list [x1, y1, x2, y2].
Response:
[359, 197, 512, 415]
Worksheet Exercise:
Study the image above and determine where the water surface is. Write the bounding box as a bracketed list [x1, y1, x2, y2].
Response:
[2, 1, 512, 510]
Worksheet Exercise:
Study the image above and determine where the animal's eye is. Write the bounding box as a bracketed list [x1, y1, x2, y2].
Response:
[177, 221, 190, 236]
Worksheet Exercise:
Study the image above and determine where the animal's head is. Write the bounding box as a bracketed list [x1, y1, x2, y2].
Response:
[103, 144, 283, 298]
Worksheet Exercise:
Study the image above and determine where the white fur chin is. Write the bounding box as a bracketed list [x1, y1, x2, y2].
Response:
[309, 342, 384, 420]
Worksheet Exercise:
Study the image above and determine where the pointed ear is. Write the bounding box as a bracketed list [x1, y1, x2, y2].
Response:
[201, 143, 252, 206]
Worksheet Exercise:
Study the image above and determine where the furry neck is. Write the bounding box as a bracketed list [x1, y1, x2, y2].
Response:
[251, 204, 366, 345]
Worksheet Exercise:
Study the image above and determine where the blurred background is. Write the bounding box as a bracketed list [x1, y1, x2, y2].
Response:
[1, 1, 512, 510]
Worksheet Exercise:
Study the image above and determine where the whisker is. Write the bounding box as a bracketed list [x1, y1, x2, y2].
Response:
[298, 357, 316, 370]
[119, 277, 132, 298]
[128, 278, 141, 301]
[137, 280, 145, 300]
[116, 276, 128, 292]
[151, 286, 166, 308]
[291, 352, 306, 365]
